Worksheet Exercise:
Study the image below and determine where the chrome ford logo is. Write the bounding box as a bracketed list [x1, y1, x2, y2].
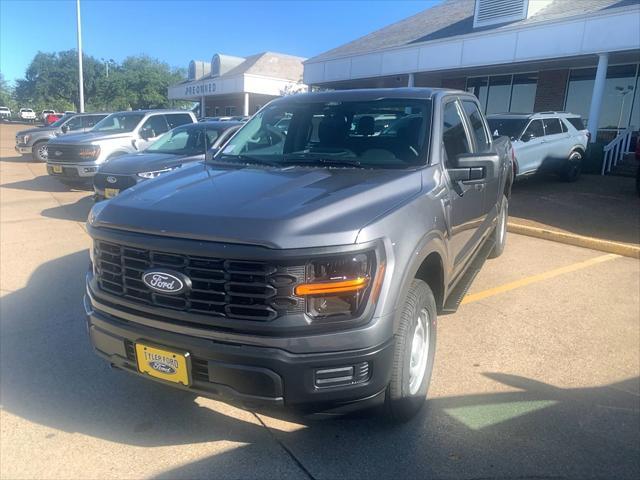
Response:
[149, 361, 176, 374]
[106, 176, 117, 184]
[142, 270, 190, 295]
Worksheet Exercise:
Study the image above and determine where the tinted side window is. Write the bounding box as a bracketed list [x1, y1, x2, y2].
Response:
[462, 100, 490, 152]
[141, 115, 169, 137]
[543, 118, 562, 135]
[65, 116, 83, 131]
[82, 115, 102, 128]
[442, 101, 471, 162]
[166, 113, 193, 129]
[567, 117, 585, 130]
[523, 120, 544, 139]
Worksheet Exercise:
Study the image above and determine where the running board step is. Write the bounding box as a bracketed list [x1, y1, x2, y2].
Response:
[442, 238, 495, 314]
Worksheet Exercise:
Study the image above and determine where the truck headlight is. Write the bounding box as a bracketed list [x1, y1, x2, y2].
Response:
[295, 252, 377, 320]
[137, 166, 180, 179]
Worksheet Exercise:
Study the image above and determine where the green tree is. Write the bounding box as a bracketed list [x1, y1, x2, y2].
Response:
[0, 73, 17, 110]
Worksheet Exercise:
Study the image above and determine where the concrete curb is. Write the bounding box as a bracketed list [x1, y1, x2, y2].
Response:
[507, 222, 640, 259]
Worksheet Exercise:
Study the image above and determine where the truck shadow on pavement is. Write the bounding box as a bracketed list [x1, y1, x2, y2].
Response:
[1, 175, 92, 193]
[1, 251, 639, 479]
[40, 195, 94, 222]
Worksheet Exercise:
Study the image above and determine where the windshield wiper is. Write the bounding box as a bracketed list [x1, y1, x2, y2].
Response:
[212, 154, 283, 168]
[282, 154, 363, 168]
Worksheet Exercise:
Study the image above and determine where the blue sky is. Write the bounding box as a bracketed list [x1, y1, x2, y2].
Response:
[1, 0, 440, 85]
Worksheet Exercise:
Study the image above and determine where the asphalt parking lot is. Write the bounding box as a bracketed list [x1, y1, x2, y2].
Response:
[1, 122, 639, 480]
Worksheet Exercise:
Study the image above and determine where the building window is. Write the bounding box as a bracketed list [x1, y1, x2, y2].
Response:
[565, 64, 639, 131]
[254, 104, 262, 113]
[467, 74, 537, 114]
[214, 107, 220, 116]
[225, 106, 236, 116]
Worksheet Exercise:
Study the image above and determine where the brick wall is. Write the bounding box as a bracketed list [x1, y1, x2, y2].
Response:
[533, 69, 569, 112]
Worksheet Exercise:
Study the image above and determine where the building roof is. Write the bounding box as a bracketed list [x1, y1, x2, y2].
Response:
[307, 0, 639, 63]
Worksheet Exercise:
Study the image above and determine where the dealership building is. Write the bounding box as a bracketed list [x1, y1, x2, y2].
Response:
[168, 52, 306, 117]
[303, 0, 640, 142]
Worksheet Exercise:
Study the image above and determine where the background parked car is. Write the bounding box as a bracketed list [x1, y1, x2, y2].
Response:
[44, 112, 64, 125]
[18, 108, 36, 123]
[46, 109, 197, 183]
[15, 112, 108, 161]
[487, 112, 588, 182]
[40, 110, 56, 122]
[0, 106, 10, 121]
[93, 120, 242, 200]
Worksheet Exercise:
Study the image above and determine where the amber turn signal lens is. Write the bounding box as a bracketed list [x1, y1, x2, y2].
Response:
[295, 277, 369, 296]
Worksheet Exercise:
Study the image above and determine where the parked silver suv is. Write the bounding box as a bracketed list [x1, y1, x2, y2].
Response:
[46, 110, 197, 183]
[487, 112, 588, 182]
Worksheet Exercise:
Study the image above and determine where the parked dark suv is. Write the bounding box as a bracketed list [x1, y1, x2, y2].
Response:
[85, 88, 513, 420]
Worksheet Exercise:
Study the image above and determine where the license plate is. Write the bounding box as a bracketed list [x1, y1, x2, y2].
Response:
[104, 188, 119, 198]
[135, 343, 191, 386]
[52, 165, 63, 174]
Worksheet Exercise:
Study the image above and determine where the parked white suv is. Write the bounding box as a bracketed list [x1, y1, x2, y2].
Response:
[487, 112, 589, 182]
[46, 110, 197, 183]
[18, 108, 36, 123]
[0, 107, 10, 121]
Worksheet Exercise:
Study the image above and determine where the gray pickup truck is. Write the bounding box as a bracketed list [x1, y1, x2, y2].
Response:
[15, 113, 108, 161]
[85, 88, 513, 421]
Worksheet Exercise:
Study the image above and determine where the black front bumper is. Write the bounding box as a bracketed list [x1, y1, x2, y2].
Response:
[84, 295, 394, 413]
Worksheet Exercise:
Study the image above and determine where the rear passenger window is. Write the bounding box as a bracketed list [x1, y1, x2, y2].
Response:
[543, 118, 563, 135]
[566, 117, 586, 130]
[141, 115, 169, 137]
[442, 101, 471, 162]
[462, 100, 490, 152]
[523, 120, 544, 140]
[166, 113, 193, 129]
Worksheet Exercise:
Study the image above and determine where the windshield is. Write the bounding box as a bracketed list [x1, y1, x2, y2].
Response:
[487, 118, 528, 140]
[51, 115, 73, 128]
[92, 113, 145, 133]
[146, 125, 222, 155]
[218, 98, 432, 169]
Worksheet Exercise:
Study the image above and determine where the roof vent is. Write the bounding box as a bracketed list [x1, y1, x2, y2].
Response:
[473, 0, 528, 28]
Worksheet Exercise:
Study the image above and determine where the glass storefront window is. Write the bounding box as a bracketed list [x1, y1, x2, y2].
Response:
[466, 77, 488, 112]
[486, 75, 511, 114]
[510, 74, 537, 113]
[565, 68, 595, 123]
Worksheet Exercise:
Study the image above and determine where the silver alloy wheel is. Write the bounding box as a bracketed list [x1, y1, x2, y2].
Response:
[497, 199, 507, 246]
[409, 307, 430, 395]
[37, 143, 48, 160]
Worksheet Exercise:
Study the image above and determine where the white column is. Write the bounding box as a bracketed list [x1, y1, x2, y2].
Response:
[587, 53, 609, 143]
[76, 0, 84, 112]
[408, 73, 415, 87]
[243, 93, 250, 117]
[200, 95, 206, 118]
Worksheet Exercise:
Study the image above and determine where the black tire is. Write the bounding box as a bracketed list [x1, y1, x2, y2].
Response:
[488, 194, 508, 259]
[560, 150, 583, 182]
[32, 141, 48, 162]
[385, 279, 437, 422]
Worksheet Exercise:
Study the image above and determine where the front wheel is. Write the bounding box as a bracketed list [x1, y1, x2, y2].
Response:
[488, 194, 508, 259]
[385, 279, 437, 422]
[32, 141, 48, 162]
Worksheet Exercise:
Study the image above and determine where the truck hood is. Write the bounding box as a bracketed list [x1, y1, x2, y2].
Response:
[16, 126, 58, 137]
[99, 152, 203, 175]
[50, 131, 132, 144]
[93, 163, 423, 249]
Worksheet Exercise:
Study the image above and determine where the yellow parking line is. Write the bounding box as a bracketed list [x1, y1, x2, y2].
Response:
[461, 253, 620, 305]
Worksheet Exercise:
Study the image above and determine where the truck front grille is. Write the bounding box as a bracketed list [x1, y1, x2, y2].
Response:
[94, 240, 305, 322]
[47, 144, 94, 162]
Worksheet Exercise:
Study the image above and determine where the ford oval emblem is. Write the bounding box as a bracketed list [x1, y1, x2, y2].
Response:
[106, 176, 117, 184]
[149, 361, 176, 375]
[142, 270, 190, 295]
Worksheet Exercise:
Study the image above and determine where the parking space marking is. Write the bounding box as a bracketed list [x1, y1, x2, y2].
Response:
[462, 253, 620, 305]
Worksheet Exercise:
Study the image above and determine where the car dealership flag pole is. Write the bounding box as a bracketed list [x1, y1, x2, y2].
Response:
[76, 0, 85, 112]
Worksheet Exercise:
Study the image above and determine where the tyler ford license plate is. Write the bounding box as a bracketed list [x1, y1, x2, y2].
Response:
[52, 165, 63, 174]
[135, 343, 191, 386]
[104, 188, 119, 198]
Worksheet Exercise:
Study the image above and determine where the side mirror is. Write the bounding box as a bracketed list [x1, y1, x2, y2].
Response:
[447, 152, 499, 185]
[205, 147, 220, 161]
[139, 127, 154, 140]
[61, 125, 69, 133]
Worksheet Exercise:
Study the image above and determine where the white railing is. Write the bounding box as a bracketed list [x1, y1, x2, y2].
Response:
[601, 127, 634, 175]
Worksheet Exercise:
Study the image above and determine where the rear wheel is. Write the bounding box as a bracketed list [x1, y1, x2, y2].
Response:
[560, 150, 582, 182]
[32, 141, 48, 162]
[385, 279, 437, 422]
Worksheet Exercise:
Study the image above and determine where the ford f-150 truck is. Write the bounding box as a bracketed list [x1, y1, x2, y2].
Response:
[85, 88, 513, 421]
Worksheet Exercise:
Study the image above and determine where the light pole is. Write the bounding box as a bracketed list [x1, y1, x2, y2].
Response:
[76, 0, 84, 112]
[615, 85, 634, 131]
